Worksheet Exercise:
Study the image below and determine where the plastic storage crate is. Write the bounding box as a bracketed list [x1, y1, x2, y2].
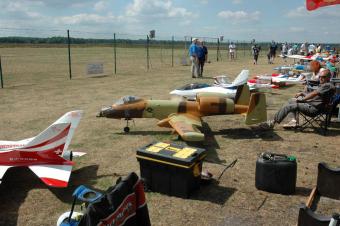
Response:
[136, 142, 206, 198]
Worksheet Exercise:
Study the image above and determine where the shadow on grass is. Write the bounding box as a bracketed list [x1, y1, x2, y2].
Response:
[276, 84, 297, 90]
[215, 127, 283, 141]
[293, 123, 340, 137]
[187, 122, 225, 164]
[49, 165, 116, 204]
[0, 165, 111, 226]
[116, 130, 172, 136]
[295, 186, 313, 197]
[190, 181, 237, 205]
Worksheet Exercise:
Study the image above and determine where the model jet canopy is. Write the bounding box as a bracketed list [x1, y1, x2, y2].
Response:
[114, 96, 142, 106]
[177, 83, 210, 91]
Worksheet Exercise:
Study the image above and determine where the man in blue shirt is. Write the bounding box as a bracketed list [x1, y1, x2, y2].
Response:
[189, 38, 199, 78]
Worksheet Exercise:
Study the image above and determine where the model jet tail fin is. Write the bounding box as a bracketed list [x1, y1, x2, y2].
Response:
[245, 93, 267, 125]
[235, 84, 250, 105]
[29, 165, 73, 187]
[231, 70, 249, 87]
[21, 111, 83, 153]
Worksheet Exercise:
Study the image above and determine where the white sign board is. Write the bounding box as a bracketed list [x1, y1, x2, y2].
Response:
[87, 63, 104, 76]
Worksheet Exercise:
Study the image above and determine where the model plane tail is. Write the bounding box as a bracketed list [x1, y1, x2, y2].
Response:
[235, 84, 250, 105]
[245, 93, 267, 125]
[214, 70, 249, 88]
[22, 111, 83, 154]
[231, 70, 249, 87]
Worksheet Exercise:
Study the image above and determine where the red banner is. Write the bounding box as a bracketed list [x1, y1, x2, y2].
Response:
[306, 0, 340, 10]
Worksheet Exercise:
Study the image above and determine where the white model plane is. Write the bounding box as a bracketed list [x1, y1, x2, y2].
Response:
[0, 110, 85, 187]
[284, 54, 332, 61]
[252, 73, 306, 87]
[169, 70, 250, 100]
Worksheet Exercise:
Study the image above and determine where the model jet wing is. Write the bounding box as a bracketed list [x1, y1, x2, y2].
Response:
[167, 114, 204, 142]
[28, 165, 73, 187]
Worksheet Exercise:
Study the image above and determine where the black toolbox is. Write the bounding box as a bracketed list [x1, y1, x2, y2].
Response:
[255, 152, 297, 195]
[136, 141, 206, 198]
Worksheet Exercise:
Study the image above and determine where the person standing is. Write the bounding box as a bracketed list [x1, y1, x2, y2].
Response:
[198, 40, 208, 77]
[281, 42, 288, 62]
[300, 42, 307, 55]
[229, 42, 236, 60]
[268, 41, 277, 64]
[308, 43, 316, 55]
[316, 44, 322, 53]
[252, 44, 260, 65]
[189, 38, 199, 78]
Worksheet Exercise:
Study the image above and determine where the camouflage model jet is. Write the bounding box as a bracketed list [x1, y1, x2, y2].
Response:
[97, 85, 267, 142]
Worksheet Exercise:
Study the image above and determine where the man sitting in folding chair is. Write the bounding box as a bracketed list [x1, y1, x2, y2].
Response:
[261, 69, 335, 130]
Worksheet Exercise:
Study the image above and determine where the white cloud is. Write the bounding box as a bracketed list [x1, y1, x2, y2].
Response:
[232, 0, 242, 4]
[126, 0, 194, 19]
[55, 13, 115, 25]
[286, 6, 310, 18]
[289, 27, 305, 32]
[217, 10, 260, 23]
[200, 0, 209, 4]
[1, 0, 43, 19]
[94, 1, 108, 12]
[28, 0, 97, 8]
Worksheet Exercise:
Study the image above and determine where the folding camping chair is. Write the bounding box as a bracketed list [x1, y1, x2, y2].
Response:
[296, 91, 337, 135]
[295, 104, 332, 135]
[297, 162, 340, 226]
[57, 172, 151, 226]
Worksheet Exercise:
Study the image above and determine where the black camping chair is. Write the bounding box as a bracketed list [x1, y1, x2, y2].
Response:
[296, 91, 337, 135]
[297, 162, 340, 226]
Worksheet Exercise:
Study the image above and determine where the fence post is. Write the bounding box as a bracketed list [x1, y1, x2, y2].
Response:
[236, 40, 238, 59]
[67, 29, 72, 80]
[114, 33, 117, 74]
[146, 35, 150, 71]
[227, 40, 230, 60]
[160, 40, 163, 64]
[0, 56, 3, 88]
[171, 36, 174, 67]
[217, 38, 220, 62]
[243, 41, 246, 57]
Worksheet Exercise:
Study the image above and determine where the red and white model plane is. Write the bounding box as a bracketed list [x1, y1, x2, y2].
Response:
[0, 110, 85, 188]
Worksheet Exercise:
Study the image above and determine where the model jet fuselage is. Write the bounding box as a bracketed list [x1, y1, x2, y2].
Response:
[97, 97, 247, 120]
[97, 85, 267, 142]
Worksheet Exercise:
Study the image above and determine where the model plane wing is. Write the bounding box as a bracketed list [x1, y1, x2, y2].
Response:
[168, 114, 204, 142]
[28, 165, 73, 187]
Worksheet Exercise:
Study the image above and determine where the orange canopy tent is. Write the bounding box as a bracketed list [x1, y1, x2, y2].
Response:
[306, 0, 340, 10]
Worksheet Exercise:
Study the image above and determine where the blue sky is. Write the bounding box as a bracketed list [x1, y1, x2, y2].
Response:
[0, 0, 339, 42]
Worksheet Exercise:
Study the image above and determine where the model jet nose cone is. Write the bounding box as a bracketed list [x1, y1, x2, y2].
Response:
[97, 106, 112, 117]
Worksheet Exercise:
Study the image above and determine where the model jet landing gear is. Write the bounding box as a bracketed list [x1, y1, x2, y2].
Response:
[124, 118, 134, 133]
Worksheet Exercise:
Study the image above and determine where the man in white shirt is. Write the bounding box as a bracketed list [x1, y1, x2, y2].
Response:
[300, 42, 307, 55]
[308, 43, 316, 54]
[229, 42, 236, 60]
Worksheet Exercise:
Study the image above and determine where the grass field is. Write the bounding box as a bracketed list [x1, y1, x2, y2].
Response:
[0, 47, 339, 226]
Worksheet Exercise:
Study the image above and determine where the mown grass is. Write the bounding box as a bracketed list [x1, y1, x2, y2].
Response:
[0, 46, 339, 226]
